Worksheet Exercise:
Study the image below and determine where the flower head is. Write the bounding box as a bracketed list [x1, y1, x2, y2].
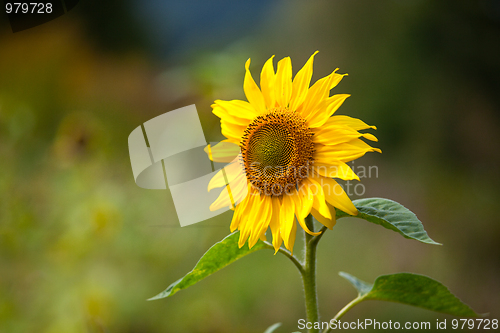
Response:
[208, 52, 380, 253]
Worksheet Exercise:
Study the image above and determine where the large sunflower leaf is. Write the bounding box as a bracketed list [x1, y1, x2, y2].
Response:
[149, 232, 267, 300]
[339, 272, 478, 317]
[336, 197, 440, 245]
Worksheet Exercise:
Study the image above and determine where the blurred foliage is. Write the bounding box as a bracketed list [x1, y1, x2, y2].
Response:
[0, 0, 499, 332]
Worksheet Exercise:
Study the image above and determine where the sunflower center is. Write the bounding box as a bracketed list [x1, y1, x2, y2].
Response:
[241, 108, 314, 196]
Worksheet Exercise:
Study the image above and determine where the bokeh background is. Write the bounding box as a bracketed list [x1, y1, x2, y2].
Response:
[1, 0, 499, 332]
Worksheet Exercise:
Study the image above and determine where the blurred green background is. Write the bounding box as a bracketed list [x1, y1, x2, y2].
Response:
[1, 0, 499, 332]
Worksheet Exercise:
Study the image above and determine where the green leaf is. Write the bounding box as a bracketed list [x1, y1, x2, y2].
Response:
[149, 232, 268, 300]
[263, 323, 282, 333]
[339, 271, 372, 297]
[336, 197, 440, 245]
[339, 272, 478, 317]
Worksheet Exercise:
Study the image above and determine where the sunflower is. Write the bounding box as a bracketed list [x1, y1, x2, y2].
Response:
[207, 52, 380, 253]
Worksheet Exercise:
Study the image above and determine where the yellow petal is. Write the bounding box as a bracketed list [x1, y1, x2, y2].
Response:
[313, 125, 355, 143]
[210, 185, 234, 211]
[212, 107, 251, 127]
[311, 205, 336, 229]
[329, 71, 346, 90]
[314, 124, 378, 146]
[296, 185, 313, 219]
[280, 194, 296, 251]
[287, 218, 298, 254]
[204, 140, 240, 163]
[292, 188, 321, 236]
[304, 178, 332, 220]
[221, 121, 245, 143]
[314, 139, 382, 163]
[289, 51, 318, 111]
[298, 71, 335, 119]
[269, 197, 283, 253]
[238, 192, 262, 248]
[361, 133, 378, 142]
[298, 69, 346, 120]
[229, 174, 250, 205]
[324, 94, 351, 118]
[211, 173, 248, 211]
[307, 94, 350, 128]
[208, 159, 244, 191]
[230, 184, 253, 232]
[274, 57, 292, 107]
[324, 115, 377, 131]
[248, 195, 272, 248]
[207, 169, 228, 192]
[244, 59, 267, 114]
[260, 55, 276, 110]
[212, 99, 258, 120]
[313, 161, 359, 181]
[313, 175, 358, 216]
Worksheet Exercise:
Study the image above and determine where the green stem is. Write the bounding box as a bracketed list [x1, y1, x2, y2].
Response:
[303, 214, 320, 333]
[268, 215, 328, 333]
[322, 296, 364, 333]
